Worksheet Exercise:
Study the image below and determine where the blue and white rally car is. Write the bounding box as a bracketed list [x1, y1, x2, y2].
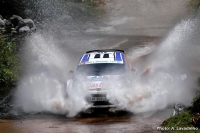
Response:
[66, 49, 132, 109]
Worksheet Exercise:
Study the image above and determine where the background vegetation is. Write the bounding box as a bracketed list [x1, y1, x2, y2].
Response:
[0, 34, 20, 98]
[162, 92, 200, 130]
[188, 0, 200, 13]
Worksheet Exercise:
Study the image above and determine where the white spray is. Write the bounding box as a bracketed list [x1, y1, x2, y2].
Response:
[14, 0, 200, 117]
[14, 34, 89, 117]
[107, 18, 200, 115]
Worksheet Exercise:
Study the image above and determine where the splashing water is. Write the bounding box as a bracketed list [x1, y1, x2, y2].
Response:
[13, 0, 200, 117]
[14, 34, 89, 117]
[14, 17, 200, 117]
[107, 18, 200, 115]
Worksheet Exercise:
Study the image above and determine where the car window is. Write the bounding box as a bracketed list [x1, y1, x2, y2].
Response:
[77, 63, 125, 76]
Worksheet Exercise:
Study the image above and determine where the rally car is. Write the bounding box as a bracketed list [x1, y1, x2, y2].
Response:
[66, 49, 132, 109]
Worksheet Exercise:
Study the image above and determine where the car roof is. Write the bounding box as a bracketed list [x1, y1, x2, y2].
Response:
[79, 50, 125, 65]
[86, 49, 124, 53]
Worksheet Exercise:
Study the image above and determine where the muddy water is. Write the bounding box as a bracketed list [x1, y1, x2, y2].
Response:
[0, 112, 169, 133]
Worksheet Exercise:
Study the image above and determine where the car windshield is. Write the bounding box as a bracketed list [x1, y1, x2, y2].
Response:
[77, 63, 126, 76]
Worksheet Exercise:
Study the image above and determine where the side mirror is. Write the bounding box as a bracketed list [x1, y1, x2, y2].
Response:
[69, 70, 74, 74]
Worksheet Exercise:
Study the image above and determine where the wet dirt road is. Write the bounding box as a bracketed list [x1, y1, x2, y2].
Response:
[0, 110, 172, 133]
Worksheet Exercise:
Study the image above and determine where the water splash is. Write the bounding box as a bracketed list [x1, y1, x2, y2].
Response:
[107, 17, 200, 115]
[14, 34, 89, 117]
[13, 0, 200, 117]
[13, 0, 99, 117]
[15, 18, 200, 117]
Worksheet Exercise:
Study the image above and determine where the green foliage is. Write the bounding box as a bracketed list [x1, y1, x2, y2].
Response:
[192, 93, 200, 114]
[0, 34, 20, 94]
[162, 93, 200, 129]
[162, 111, 193, 127]
[188, 0, 200, 13]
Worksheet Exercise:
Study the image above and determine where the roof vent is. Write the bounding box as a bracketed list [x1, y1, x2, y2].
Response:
[103, 54, 109, 58]
[94, 54, 100, 58]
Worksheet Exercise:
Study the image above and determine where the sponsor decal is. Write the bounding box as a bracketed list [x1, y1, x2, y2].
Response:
[89, 83, 102, 88]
